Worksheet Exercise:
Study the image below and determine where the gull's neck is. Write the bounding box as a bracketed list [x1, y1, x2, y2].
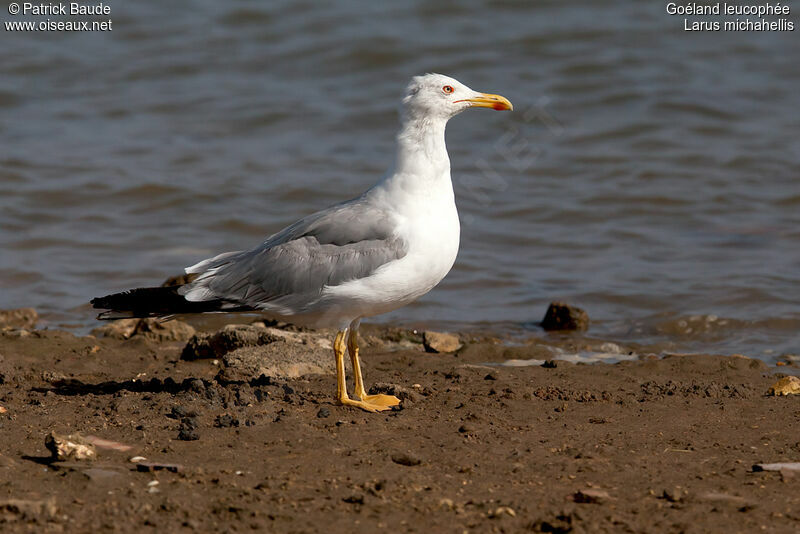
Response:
[392, 113, 450, 181]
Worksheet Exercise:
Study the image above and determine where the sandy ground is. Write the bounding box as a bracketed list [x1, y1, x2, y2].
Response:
[0, 314, 799, 533]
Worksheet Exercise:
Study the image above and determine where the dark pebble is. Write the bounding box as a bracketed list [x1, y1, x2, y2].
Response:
[541, 301, 589, 331]
[342, 494, 365, 504]
[484, 372, 497, 381]
[317, 407, 331, 418]
[214, 414, 239, 428]
[168, 406, 197, 420]
[178, 428, 200, 441]
[178, 416, 200, 440]
[391, 453, 421, 466]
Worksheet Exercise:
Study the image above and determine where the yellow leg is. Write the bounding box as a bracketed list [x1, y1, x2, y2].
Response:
[334, 330, 397, 412]
[347, 328, 400, 408]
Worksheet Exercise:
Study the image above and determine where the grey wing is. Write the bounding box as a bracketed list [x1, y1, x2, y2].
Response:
[179, 197, 407, 314]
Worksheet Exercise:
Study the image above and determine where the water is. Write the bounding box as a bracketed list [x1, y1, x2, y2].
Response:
[2, 1, 799, 361]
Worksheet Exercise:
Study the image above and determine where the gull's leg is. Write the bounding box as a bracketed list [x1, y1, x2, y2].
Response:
[347, 322, 400, 408]
[334, 329, 394, 413]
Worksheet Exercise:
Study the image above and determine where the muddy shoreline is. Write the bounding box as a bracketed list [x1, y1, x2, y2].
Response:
[1, 312, 799, 533]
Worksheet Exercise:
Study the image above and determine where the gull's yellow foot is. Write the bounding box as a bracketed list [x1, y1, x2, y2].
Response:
[359, 393, 401, 407]
[334, 328, 401, 412]
[338, 396, 396, 413]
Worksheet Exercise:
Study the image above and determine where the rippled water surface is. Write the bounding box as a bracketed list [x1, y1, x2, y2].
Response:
[2, 1, 798, 361]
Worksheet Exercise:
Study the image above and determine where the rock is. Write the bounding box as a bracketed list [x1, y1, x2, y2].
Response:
[217, 337, 333, 382]
[91, 317, 195, 342]
[167, 406, 196, 420]
[422, 331, 462, 353]
[488, 506, 516, 518]
[541, 301, 589, 331]
[0, 308, 38, 330]
[178, 417, 200, 441]
[45, 432, 96, 461]
[132, 318, 196, 342]
[214, 414, 239, 428]
[0, 498, 57, 522]
[573, 488, 612, 504]
[438, 498, 456, 511]
[91, 318, 139, 339]
[181, 324, 281, 360]
[767, 376, 800, 396]
[316, 407, 331, 418]
[178, 427, 200, 441]
[342, 494, 364, 504]
[391, 453, 421, 466]
[182, 323, 333, 362]
[661, 487, 688, 502]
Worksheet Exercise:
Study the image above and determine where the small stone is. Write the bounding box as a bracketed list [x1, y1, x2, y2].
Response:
[90, 318, 139, 340]
[422, 331, 462, 353]
[178, 428, 199, 441]
[129, 456, 147, 463]
[488, 506, 516, 518]
[661, 487, 687, 502]
[167, 406, 191, 419]
[342, 494, 364, 504]
[542, 360, 558, 368]
[767, 376, 800, 396]
[214, 413, 239, 428]
[484, 372, 498, 381]
[178, 416, 200, 441]
[541, 301, 589, 331]
[391, 453, 421, 466]
[573, 488, 612, 504]
[45, 432, 96, 461]
[438, 498, 455, 510]
[316, 407, 331, 418]
[214, 414, 239, 428]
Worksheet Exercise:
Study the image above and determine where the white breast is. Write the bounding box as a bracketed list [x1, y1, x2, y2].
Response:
[319, 171, 461, 322]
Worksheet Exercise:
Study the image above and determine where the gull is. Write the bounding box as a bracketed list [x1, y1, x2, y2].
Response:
[92, 74, 512, 412]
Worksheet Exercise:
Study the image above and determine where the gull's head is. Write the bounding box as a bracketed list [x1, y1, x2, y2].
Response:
[402, 73, 513, 121]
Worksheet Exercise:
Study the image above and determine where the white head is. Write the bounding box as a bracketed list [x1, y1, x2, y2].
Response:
[402, 73, 513, 121]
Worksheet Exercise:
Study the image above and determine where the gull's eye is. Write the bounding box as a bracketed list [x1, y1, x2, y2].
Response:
[442, 85, 454, 94]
